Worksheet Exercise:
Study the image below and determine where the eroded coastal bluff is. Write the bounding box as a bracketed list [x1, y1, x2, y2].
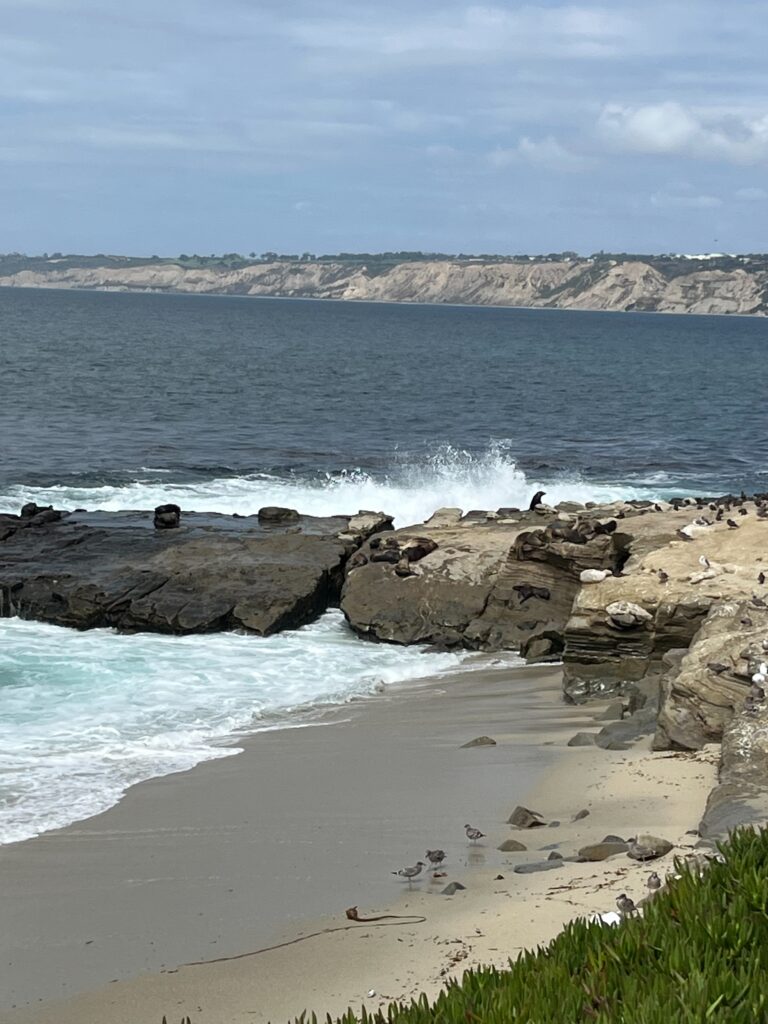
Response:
[2, 253, 768, 314]
[3, 493, 768, 845]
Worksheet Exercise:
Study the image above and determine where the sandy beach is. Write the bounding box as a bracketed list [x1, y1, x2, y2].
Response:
[0, 660, 717, 1024]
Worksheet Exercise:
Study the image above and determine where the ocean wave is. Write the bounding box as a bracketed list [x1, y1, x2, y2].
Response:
[0, 443, 657, 527]
[0, 611, 471, 845]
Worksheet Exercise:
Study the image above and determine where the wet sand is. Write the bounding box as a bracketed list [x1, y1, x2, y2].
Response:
[0, 661, 572, 1011]
[0, 661, 717, 1024]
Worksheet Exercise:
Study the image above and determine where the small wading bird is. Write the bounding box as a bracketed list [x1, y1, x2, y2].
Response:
[464, 824, 485, 844]
[392, 861, 425, 887]
[647, 872, 662, 894]
[616, 893, 637, 917]
[425, 849, 446, 869]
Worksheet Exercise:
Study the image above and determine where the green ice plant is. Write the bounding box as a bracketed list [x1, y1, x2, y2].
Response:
[291, 827, 768, 1024]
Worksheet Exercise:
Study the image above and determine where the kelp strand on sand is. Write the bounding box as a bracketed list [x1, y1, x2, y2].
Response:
[291, 828, 768, 1024]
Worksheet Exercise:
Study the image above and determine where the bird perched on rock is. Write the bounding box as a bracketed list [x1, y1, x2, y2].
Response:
[647, 872, 662, 894]
[425, 849, 446, 869]
[699, 555, 711, 569]
[392, 861, 425, 886]
[528, 490, 546, 511]
[739, 507, 748, 516]
[751, 595, 767, 609]
[464, 824, 485, 844]
[759, 572, 766, 585]
[676, 529, 694, 543]
[749, 683, 765, 703]
[707, 662, 729, 675]
[616, 893, 637, 917]
[657, 570, 669, 583]
[727, 519, 740, 529]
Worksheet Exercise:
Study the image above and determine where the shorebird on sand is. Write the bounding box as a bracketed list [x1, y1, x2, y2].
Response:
[392, 861, 425, 887]
[616, 893, 637, 917]
[425, 849, 446, 869]
[464, 824, 486, 844]
[647, 872, 662, 894]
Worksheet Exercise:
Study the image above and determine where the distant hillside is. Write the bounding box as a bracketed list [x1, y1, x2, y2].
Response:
[1, 251, 767, 315]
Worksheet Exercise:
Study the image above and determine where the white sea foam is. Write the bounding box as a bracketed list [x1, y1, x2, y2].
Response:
[0, 444, 655, 527]
[0, 612, 470, 845]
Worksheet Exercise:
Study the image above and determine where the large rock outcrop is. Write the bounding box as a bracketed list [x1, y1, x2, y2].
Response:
[562, 509, 768, 700]
[0, 506, 392, 635]
[342, 502, 642, 652]
[699, 700, 768, 842]
[654, 601, 768, 750]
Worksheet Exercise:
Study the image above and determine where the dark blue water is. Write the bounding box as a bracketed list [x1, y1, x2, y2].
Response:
[1, 286, 766, 510]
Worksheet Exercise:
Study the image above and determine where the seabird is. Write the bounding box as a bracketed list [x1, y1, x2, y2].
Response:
[759, 572, 766, 585]
[751, 595, 767, 609]
[657, 570, 669, 583]
[615, 893, 637, 917]
[528, 490, 546, 511]
[699, 555, 710, 569]
[727, 519, 740, 529]
[464, 824, 485, 844]
[676, 529, 694, 543]
[647, 872, 662, 894]
[425, 849, 446, 869]
[707, 662, 729, 675]
[392, 861, 425, 886]
[739, 507, 748, 516]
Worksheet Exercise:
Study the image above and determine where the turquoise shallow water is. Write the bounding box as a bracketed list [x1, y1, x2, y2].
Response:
[0, 612, 467, 844]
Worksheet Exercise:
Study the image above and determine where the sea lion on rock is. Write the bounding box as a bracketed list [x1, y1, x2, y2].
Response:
[528, 490, 546, 511]
[401, 537, 438, 563]
[370, 549, 401, 564]
[154, 503, 181, 529]
[513, 584, 551, 604]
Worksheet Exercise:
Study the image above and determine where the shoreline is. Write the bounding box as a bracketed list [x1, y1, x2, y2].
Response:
[0, 281, 763, 320]
[0, 660, 716, 1023]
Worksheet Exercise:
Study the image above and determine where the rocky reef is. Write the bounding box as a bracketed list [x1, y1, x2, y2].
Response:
[0, 503, 392, 634]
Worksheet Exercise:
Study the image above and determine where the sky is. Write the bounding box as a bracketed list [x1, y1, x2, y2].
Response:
[1, 0, 767, 256]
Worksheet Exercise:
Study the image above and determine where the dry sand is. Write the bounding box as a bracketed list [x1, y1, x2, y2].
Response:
[0, 661, 717, 1024]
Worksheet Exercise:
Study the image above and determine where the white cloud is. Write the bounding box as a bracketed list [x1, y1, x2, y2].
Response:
[650, 186, 722, 209]
[488, 136, 586, 171]
[283, 4, 637, 67]
[735, 186, 767, 201]
[598, 101, 768, 164]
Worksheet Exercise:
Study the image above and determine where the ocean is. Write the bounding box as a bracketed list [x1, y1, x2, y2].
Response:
[1, 286, 766, 843]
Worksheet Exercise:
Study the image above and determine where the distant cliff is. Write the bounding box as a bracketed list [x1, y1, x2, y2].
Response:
[2, 255, 767, 315]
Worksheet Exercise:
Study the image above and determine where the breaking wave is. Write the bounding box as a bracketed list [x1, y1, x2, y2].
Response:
[0, 443, 657, 527]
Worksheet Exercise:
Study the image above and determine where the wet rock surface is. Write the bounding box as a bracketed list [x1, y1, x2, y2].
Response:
[0, 506, 392, 635]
